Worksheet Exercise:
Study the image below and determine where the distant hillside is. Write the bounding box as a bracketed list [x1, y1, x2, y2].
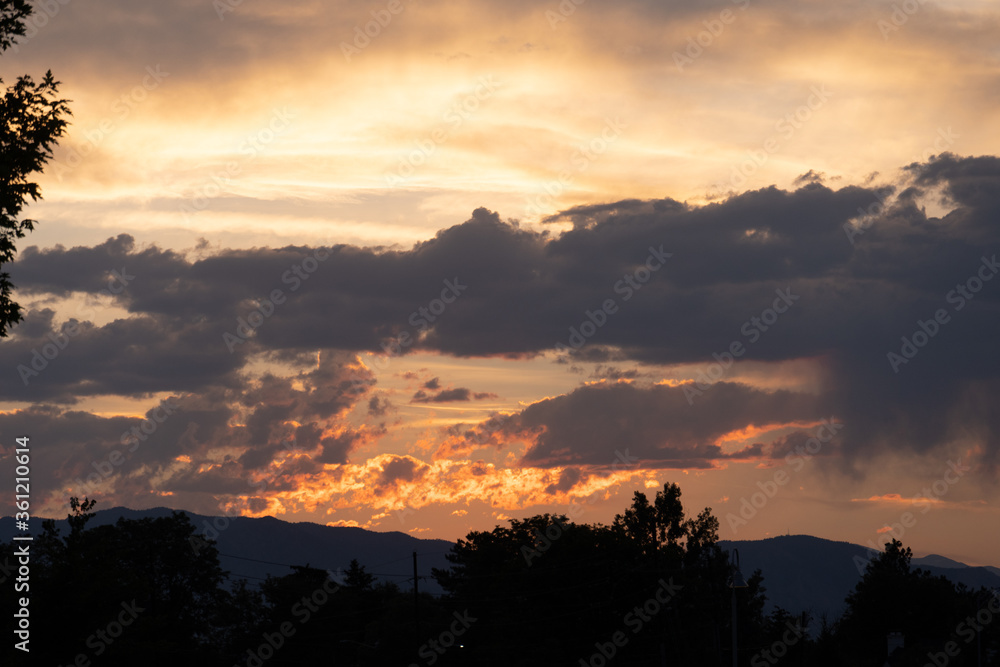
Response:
[913, 554, 968, 569]
[719, 535, 1000, 623]
[0, 507, 455, 593]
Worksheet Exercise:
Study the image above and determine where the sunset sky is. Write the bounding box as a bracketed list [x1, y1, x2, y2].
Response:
[2, 0, 1000, 567]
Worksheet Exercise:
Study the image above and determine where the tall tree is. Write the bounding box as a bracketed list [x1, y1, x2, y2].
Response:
[0, 0, 70, 335]
[432, 485, 762, 666]
[25, 498, 233, 666]
[835, 538, 973, 666]
[343, 557, 376, 591]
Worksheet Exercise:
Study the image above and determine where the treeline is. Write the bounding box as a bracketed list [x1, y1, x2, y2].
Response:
[1, 487, 997, 666]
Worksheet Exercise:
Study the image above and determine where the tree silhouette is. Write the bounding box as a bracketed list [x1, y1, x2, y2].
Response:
[431, 484, 763, 665]
[0, 0, 71, 335]
[344, 557, 376, 591]
[834, 538, 982, 666]
[19, 498, 231, 666]
[5, 489, 994, 666]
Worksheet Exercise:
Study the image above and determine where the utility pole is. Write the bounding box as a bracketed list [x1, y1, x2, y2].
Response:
[413, 551, 420, 651]
[729, 549, 747, 667]
[731, 586, 738, 667]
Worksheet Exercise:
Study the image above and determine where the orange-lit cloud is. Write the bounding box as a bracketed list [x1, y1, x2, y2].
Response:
[229, 453, 652, 520]
[851, 494, 993, 511]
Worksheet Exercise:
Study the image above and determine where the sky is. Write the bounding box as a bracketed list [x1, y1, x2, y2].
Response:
[1, 0, 1000, 567]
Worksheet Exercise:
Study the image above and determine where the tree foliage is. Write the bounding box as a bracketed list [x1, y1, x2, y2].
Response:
[0, 0, 71, 335]
[828, 538, 990, 666]
[431, 483, 767, 665]
[2, 490, 997, 666]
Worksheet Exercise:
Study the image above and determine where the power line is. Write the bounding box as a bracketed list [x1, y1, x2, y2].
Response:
[216, 551, 435, 579]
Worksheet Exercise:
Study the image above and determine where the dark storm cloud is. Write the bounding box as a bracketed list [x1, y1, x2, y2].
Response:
[590, 365, 642, 380]
[0, 352, 374, 505]
[544, 466, 588, 494]
[506, 381, 822, 468]
[543, 198, 662, 230]
[238, 358, 367, 435]
[6, 154, 1000, 471]
[793, 170, 828, 186]
[13, 154, 997, 362]
[380, 456, 422, 484]
[232, 352, 377, 468]
[367, 394, 392, 417]
[155, 461, 255, 496]
[1, 304, 247, 403]
[12, 234, 185, 299]
[411, 387, 498, 403]
[316, 428, 368, 465]
[0, 396, 215, 504]
[373, 455, 428, 495]
[907, 154, 1000, 219]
